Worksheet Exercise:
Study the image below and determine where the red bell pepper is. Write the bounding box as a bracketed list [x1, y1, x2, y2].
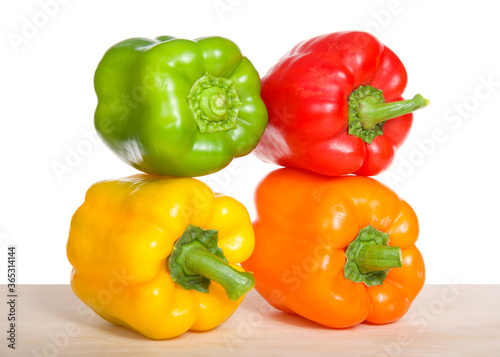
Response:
[254, 31, 429, 176]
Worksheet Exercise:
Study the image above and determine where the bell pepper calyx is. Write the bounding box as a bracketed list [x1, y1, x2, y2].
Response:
[188, 72, 243, 133]
[168, 224, 255, 301]
[344, 225, 402, 287]
[348, 85, 430, 144]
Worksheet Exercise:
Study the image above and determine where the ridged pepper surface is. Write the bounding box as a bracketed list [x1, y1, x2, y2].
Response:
[254, 31, 429, 176]
[242, 168, 425, 327]
[67, 175, 255, 339]
[94, 36, 267, 177]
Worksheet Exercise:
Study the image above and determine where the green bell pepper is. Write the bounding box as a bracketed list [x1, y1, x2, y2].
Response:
[94, 36, 268, 177]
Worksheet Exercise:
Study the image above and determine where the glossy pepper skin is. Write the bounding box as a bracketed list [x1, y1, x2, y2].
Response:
[94, 36, 268, 177]
[254, 31, 429, 176]
[67, 175, 255, 339]
[242, 168, 425, 328]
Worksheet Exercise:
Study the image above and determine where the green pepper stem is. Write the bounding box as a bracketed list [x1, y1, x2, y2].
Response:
[187, 73, 242, 133]
[359, 94, 430, 129]
[185, 245, 255, 301]
[355, 244, 402, 274]
[199, 86, 228, 120]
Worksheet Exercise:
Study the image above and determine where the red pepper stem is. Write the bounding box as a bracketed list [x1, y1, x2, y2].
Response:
[359, 94, 430, 129]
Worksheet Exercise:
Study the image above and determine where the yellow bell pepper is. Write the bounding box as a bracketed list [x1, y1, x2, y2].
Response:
[66, 174, 255, 339]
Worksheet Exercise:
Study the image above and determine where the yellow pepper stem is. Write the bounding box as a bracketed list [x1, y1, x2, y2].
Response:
[169, 224, 255, 301]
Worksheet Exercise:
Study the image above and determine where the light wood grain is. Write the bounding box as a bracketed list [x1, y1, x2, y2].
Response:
[1, 285, 499, 356]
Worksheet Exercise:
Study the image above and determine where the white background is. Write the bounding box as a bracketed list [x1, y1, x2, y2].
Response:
[1, 0, 499, 284]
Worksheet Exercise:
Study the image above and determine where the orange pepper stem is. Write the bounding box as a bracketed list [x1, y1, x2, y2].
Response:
[355, 244, 402, 274]
[168, 224, 255, 301]
[344, 225, 402, 287]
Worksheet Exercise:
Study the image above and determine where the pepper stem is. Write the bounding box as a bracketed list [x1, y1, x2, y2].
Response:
[359, 94, 430, 129]
[344, 225, 402, 286]
[355, 244, 402, 274]
[348, 85, 430, 144]
[199, 86, 229, 120]
[184, 246, 255, 300]
[187, 73, 242, 133]
[169, 224, 255, 301]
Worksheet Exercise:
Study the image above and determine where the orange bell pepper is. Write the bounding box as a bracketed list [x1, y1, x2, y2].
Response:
[242, 168, 425, 328]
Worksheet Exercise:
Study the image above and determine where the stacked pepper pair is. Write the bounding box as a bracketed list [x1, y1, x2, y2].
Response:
[67, 32, 428, 339]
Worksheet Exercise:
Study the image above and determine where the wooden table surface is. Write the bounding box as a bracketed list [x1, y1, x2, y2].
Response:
[1, 284, 499, 356]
